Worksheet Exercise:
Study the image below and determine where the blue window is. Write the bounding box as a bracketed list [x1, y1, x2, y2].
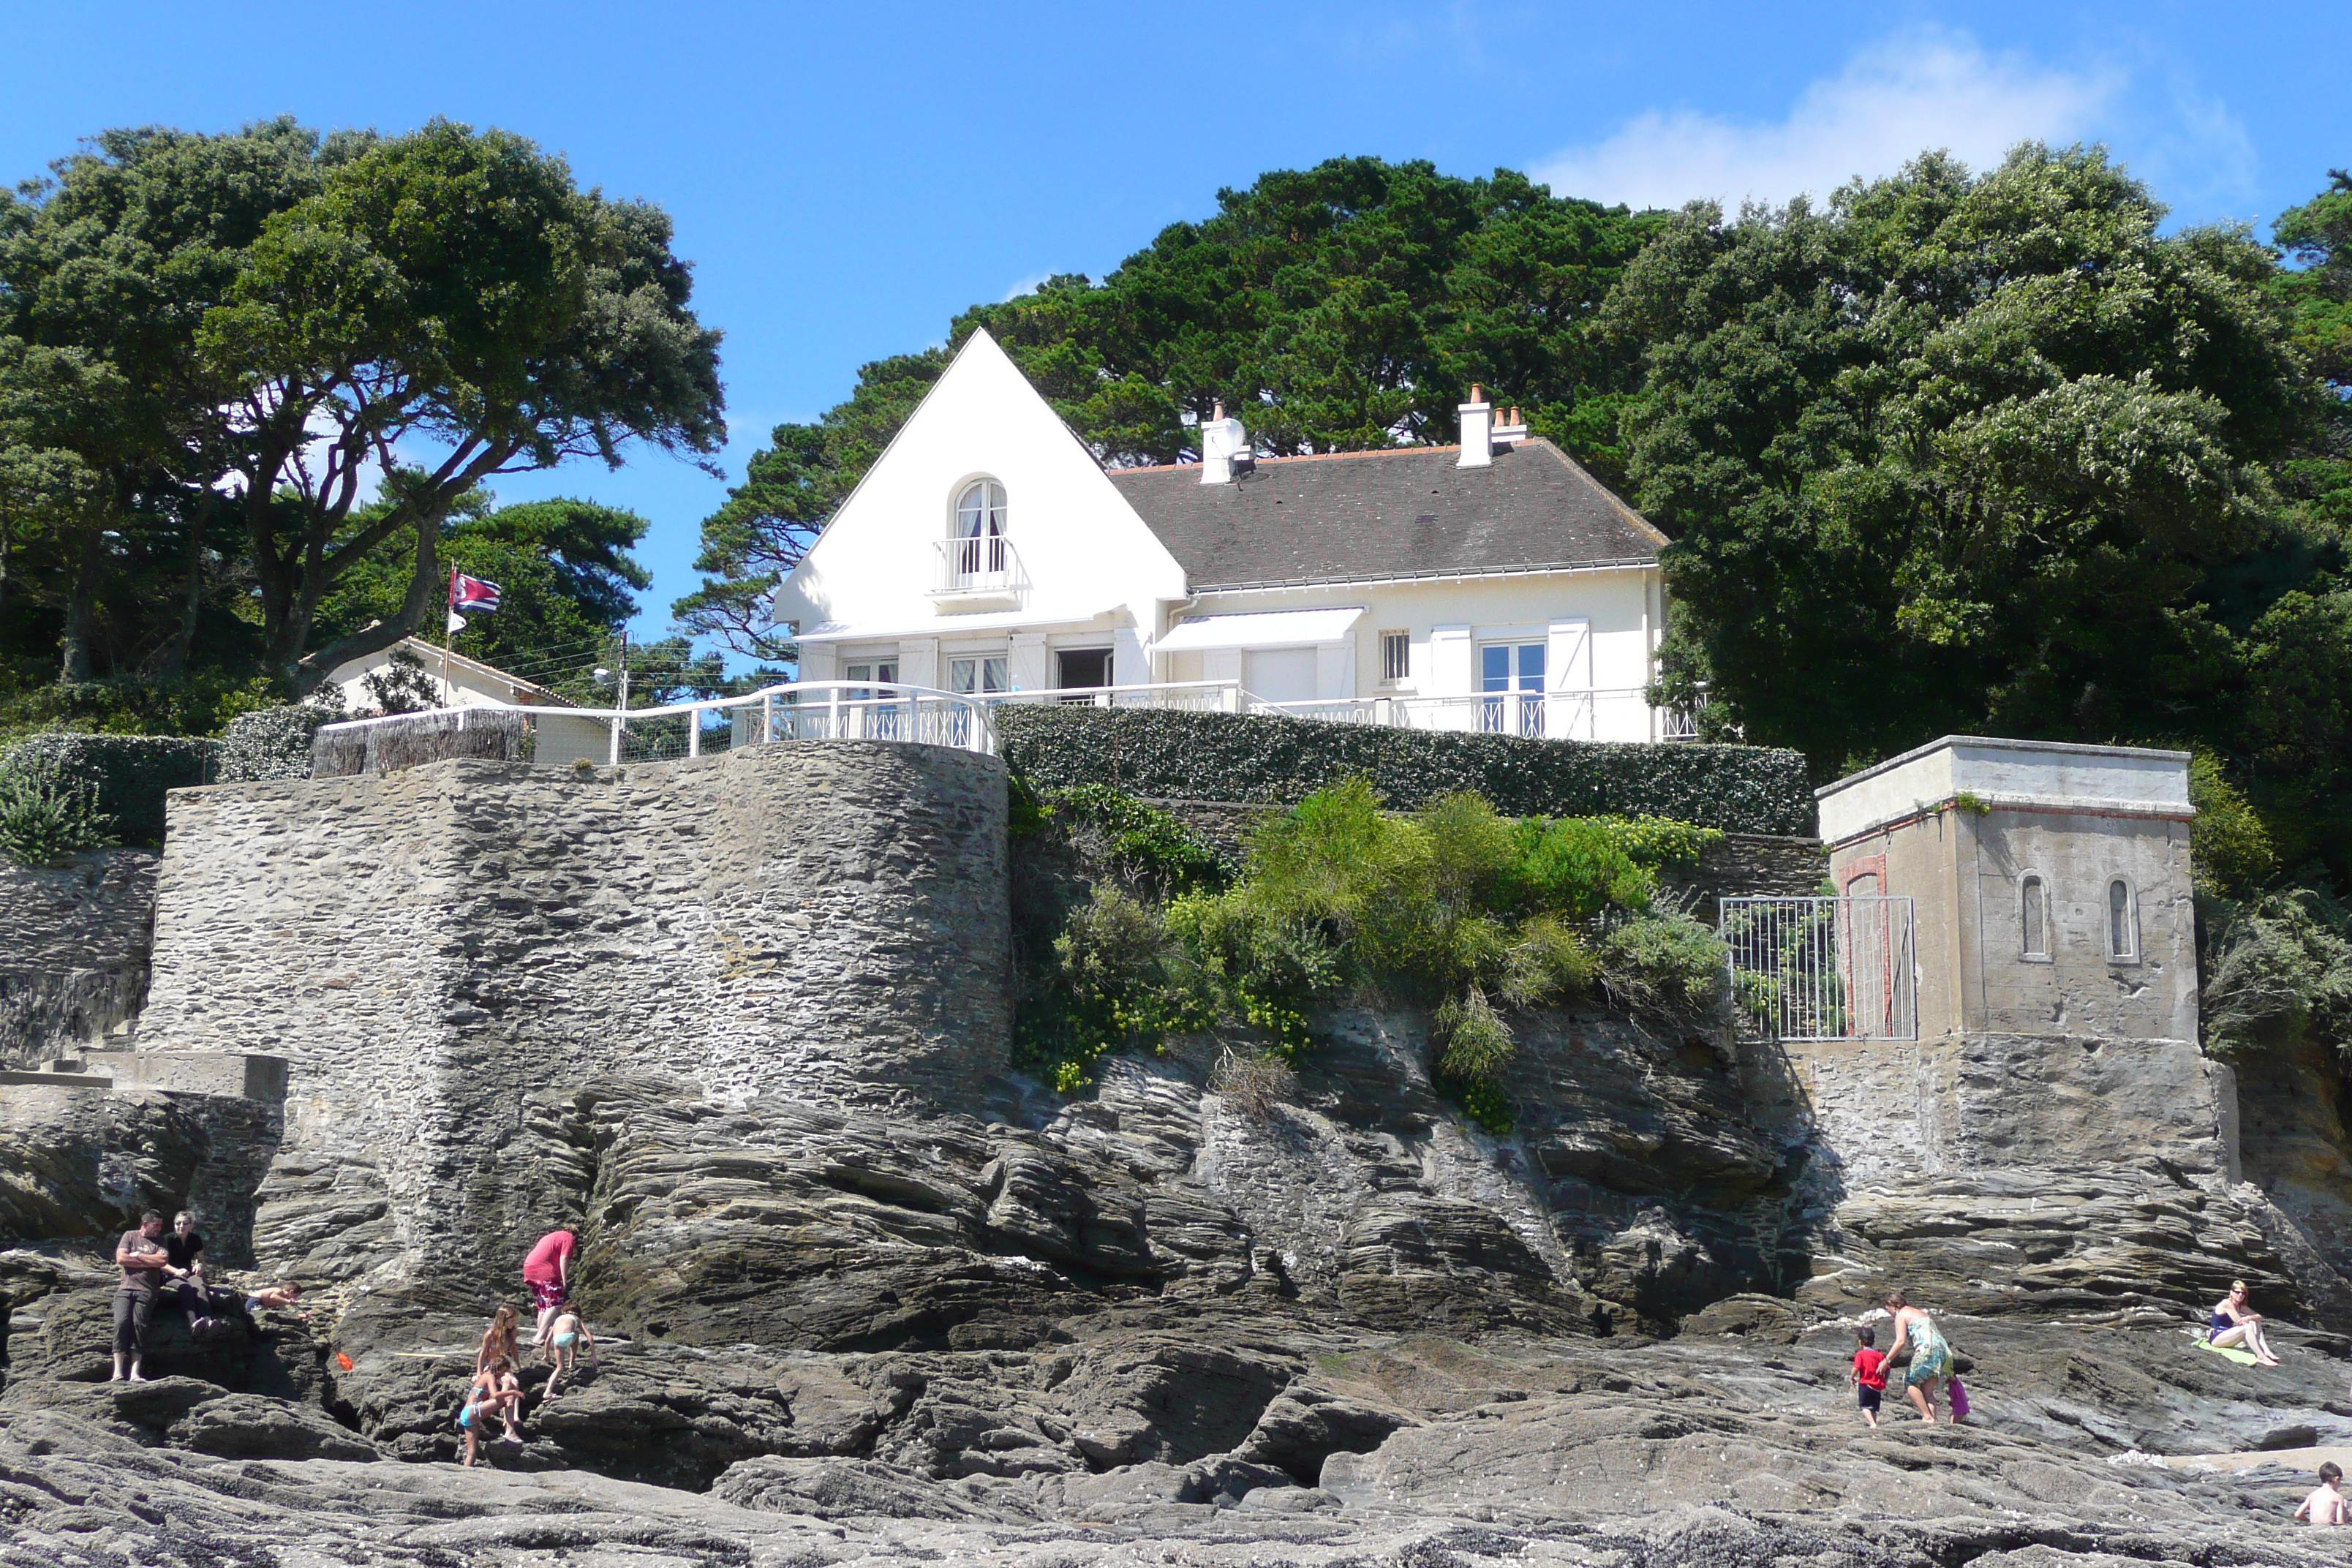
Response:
[1480, 642, 1545, 735]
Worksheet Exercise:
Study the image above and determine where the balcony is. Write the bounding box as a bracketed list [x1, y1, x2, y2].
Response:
[930, 535, 1025, 611]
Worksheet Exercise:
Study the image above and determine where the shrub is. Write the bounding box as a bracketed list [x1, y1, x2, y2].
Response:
[0, 733, 219, 846]
[1434, 987, 1515, 1082]
[2202, 889, 2352, 1066]
[996, 704, 1814, 834]
[1497, 914, 1599, 1011]
[1210, 1047, 1297, 1119]
[2189, 752, 2278, 897]
[0, 755, 118, 865]
[1043, 783, 1232, 892]
[219, 698, 347, 783]
[1595, 913, 1731, 1030]
[1017, 888, 1217, 1088]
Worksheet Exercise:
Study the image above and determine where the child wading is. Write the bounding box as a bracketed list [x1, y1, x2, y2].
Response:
[541, 1310, 599, 1395]
[1851, 1326, 1888, 1428]
[2297, 1461, 2348, 1526]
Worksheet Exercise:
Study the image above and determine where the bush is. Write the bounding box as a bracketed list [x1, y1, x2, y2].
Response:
[2189, 752, 2278, 897]
[1595, 913, 1732, 1029]
[219, 699, 347, 783]
[1210, 1047, 1297, 1119]
[997, 704, 1813, 834]
[0, 732, 219, 846]
[1042, 783, 1232, 892]
[2202, 889, 2352, 1066]
[0, 755, 118, 865]
[1434, 987, 1515, 1082]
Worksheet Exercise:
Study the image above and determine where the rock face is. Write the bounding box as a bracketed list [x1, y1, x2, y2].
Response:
[21, 742, 2352, 1564]
[135, 744, 1009, 1288]
[0, 849, 155, 1065]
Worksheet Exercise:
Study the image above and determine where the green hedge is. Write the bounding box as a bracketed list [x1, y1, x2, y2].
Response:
[0, 733, 221, 846]
[995, 707, 1814, 836]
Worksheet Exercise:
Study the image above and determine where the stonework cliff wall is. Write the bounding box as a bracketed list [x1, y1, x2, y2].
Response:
[0, 850, 156, 1065]
[135, 743, 1010, 1285]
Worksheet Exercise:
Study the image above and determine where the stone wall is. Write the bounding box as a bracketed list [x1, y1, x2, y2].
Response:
[0, 850, 157, 1066]
[135, 742, 1010, 1289]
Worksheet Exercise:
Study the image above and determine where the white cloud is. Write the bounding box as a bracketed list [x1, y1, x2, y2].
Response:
[1001, 272, 1052, 302]
[1532, 31, 2119, 210]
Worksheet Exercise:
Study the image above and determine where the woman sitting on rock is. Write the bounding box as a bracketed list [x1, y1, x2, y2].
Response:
[2210, 1281, 2283, 1366]
[471, 1304, 527, 1444]
[1881, 1291, 1953, 1424]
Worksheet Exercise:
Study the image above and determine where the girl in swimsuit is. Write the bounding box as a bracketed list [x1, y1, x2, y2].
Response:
[541, 1309, 598, 1395]
[1881, 1291, 1953, 1424]
[2210, 1280, 2282, 1365]
[472, 1303, 527, 1441]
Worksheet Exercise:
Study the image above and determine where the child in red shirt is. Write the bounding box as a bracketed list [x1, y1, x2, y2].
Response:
[1852, 1325, 1888, 1428]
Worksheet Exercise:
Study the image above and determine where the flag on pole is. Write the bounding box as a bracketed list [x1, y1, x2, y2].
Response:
[448, 568, 502, 621]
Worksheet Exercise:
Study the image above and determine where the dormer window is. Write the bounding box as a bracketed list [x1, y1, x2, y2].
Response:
[934, 478, 1020, 605]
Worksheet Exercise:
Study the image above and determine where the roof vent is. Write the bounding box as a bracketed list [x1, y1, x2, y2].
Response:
[1458, 384, 1493, 468]
[1201, 400, 1251, 486]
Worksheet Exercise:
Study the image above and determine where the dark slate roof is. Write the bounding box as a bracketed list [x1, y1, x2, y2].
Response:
[1104, 438, 1666, 592]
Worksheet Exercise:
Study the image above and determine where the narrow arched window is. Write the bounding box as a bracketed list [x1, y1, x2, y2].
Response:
[955, 480, 1007, 538]
[2021, 875, 2048, 958]
[2108, 879, 2138, 962]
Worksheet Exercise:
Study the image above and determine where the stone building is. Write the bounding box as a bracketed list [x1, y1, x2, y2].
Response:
[1817, 736, 2198, 1044]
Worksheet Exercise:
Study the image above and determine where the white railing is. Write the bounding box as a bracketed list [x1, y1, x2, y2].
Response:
[1247, 687, 1657, 741]
[316, 681, 1000, 767]
[1719, 895, 1917, 1042]
[981, 680, 1250, 713]
[931, 535, 1025, 599]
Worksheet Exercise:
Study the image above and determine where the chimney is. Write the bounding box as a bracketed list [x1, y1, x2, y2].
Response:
[1491, 403, 1529, 448]
[1200, 400, 1251, 485]
[1457, 383, 1493, 468]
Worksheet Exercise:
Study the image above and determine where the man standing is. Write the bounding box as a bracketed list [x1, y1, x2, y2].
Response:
[113, 1212, 170, 1382]
[522, 1229, 577, 1346]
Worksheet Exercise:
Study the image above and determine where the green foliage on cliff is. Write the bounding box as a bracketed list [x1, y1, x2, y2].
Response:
[0, 731, 216, 846]
[0, 750, 116, 864]
[1015, 777, 1731, 1129]
[2203, 889, 2352, 1070]
[995, 704, 1812, 834]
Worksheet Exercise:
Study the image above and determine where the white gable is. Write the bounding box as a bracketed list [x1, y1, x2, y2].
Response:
[772, 331, 1186, 652]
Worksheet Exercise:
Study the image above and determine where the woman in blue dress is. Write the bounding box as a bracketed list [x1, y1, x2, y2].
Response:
[1881, 1290, 1953, 1424]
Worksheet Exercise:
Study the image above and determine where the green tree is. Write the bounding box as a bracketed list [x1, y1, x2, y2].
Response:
[1608, 147, 2313, 773]
[200, 119, 725, 692]
[0, 121, 335, 685]
[316, 490, 655, 695]
[680, 158, 1662, 657]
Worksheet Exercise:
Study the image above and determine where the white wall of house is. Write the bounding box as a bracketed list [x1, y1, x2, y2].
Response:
[1157, 567, 1665, 741]
[774, 331, 1188, 693]
[324, 638, 568, 714]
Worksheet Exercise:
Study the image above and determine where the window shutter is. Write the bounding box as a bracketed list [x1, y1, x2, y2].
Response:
[1428, 625, 1472, 696]
[1545, 619, 1591, 739]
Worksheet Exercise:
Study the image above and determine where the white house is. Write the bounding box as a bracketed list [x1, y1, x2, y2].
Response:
[325, 636, 573, 714]
[771, 329, 1681, 742]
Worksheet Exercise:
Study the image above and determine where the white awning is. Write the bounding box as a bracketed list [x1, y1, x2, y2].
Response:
[792, 607, 1123, 644]
[1156, 606, 1366, 652]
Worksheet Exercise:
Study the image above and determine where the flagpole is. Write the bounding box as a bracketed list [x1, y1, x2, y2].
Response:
[444, 565, 459, 706]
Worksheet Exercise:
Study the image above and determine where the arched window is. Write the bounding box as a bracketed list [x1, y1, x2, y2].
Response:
[955, 480, 1007, 539]
[2020, 875, 2048, 959]
[2108, 878, 2138, 962]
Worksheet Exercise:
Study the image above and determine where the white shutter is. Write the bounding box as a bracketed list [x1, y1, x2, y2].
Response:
[1546, 619, 1591, 739]
[1428, 625, 1472, 696]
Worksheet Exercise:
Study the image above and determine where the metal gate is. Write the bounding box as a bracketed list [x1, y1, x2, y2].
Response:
[1719, 895, 1917, 1041]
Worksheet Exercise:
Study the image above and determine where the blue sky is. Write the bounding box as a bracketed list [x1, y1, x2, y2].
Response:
[4, 1, 2345, 666]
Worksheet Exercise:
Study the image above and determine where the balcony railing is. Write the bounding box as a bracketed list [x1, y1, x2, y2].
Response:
[930, 535, 1025, 608]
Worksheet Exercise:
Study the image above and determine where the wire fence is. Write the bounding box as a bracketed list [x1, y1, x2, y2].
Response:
[1719, 895, 1917, 1041]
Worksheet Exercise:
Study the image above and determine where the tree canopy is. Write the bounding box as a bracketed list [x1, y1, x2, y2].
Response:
[1607, 146, 2350, 867]
[0, 116, 723, 717]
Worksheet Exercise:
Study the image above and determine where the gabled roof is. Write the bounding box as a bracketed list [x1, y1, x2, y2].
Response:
[1103, 438, 1667, 592]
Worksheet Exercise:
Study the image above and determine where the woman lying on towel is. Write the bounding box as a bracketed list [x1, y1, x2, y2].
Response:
[2210, 1280, 2282, 1366]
